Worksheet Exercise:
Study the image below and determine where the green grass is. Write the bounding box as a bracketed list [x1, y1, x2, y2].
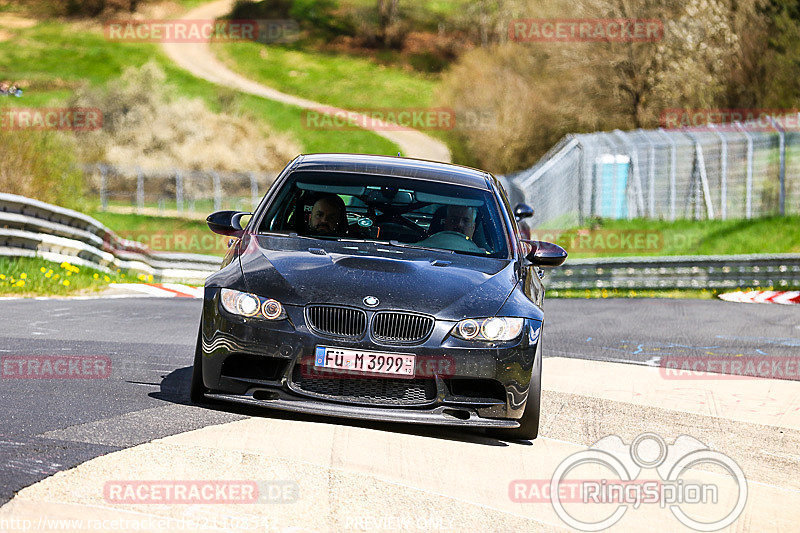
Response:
[0, 18, 399, 155]
[90, 211, 225, 256]
[536, 216, 800, 258]
[547, 288, 721, 299]
[0, 256, 128, 296]
[214, 40, 440, 118]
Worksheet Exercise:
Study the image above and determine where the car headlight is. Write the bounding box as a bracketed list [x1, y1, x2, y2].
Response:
[451, 317, 524, 342]
[220, 289, 286, 320]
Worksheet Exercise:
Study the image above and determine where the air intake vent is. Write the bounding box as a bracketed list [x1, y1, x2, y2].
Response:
[306, 305, 367, 338]
[372, 312, 434, 343]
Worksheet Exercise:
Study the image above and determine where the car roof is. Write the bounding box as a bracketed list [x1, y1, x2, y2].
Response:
[292, 154, 492, 190]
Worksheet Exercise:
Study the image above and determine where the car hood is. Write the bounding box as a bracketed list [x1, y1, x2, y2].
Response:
[238, 234, 518, 320]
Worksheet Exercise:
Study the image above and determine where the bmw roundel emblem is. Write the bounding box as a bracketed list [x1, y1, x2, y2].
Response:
[363, 296, 380, 307]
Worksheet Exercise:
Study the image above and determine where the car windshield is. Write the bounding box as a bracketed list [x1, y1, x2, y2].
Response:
[257, 171, 510, 258]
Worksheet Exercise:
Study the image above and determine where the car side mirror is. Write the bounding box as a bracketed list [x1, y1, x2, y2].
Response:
[522, 240, 567, 267]
[207, 211, 251, 237]
[514, 203, 534, 220]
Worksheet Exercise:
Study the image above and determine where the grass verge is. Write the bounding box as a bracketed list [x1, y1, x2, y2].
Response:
[547, 288, 723, 299]
[0, 257, 131, 296]
[215, 41, 438, 111]
[0, 18, 399, 156]
[90, 210, 226, 256]
[538, 216, 800, 258]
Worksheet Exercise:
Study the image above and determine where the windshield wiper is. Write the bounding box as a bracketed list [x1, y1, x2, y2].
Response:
[387, 240, 455, 254]
[287, 233, 373, 243]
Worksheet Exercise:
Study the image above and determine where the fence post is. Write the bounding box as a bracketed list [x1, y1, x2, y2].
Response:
[768, 116, 786, 216]
[710, 124, 728, 220]
[734, 122, 754, 219]
[175, 170, 184, 213]
[136, 166, 144, 214]
[99, 164, 108, 212]
[657, 129, 677, 221]
[250, 172, 259, 212]
[612, 130, 645, 218]
[213, 171, 222, 212]
[685, 131, 714, 220]
[643, 131, 656, 217]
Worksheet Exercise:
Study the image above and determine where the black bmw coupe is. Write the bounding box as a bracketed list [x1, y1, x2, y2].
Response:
[191, 154, 566, 440]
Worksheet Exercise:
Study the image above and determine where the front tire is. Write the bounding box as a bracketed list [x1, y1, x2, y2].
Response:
[491, 342, 542, 441]
[190, 326, 208, 404]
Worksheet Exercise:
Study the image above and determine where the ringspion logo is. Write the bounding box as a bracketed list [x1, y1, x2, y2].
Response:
[511, 432, 747, 531]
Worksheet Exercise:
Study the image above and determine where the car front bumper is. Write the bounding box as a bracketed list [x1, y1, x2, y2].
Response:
[199, 288, 541, 426]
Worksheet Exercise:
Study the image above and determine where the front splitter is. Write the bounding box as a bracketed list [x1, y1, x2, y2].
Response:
[204, 392, 519, 428]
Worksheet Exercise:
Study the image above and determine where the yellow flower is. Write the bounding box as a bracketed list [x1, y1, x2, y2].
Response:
[147, 274, 154, 282]
[93, 273, 99, 279]
[62, 280, 70, 286]
[67, 271, 73, 276]
[45, 271, 52, 278]
[40, 267, 46, 273]
[16, 280, 24, 287]
[54, 274, 60, 279]
[20, 273, 26, 280]
[0, 274, 5, 280]
[103, 275, 110, 282]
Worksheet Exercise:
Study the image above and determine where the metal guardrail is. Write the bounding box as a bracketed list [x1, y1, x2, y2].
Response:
[4, 194, 799, 290]
[0, 193, 221, 283]
[548, 254, 800, 290]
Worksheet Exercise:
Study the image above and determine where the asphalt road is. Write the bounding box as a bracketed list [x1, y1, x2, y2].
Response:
[0, 297, 798, 521]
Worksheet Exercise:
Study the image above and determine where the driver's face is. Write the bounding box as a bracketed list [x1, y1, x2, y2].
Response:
[308, 198, 342, 235]
[444, 206, 476, 239]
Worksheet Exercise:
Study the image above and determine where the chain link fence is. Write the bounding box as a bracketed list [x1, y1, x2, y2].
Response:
[84, 164, 281, 216]
[507, 117, 800, 228]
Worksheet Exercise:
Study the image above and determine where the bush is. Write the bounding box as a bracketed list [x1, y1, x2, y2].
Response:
[68, 62, 300, 172]
[436, 44, 606, 174]
[228, 0, 343, 36]
[15, 0, 148, 18]
[0, 123, 85, 209]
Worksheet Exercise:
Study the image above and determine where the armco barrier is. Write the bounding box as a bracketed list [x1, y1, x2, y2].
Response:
[548, 253, 800, 290]
[4, 193, 798, 290]
[0, 193, 221, 283]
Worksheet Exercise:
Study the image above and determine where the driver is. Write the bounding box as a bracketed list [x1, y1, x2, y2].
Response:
[307, 194, 347, 236]
[442, 205, 476, 239]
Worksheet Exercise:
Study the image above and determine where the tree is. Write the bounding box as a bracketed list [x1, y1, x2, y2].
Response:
[376, 0, 400, 47]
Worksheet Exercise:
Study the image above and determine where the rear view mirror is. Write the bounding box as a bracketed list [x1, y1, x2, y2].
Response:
[522, 240, 567, 267]
[207, 211, 251, 237]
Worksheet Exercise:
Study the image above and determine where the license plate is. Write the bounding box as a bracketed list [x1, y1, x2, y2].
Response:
[314, 346, 415, 376]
